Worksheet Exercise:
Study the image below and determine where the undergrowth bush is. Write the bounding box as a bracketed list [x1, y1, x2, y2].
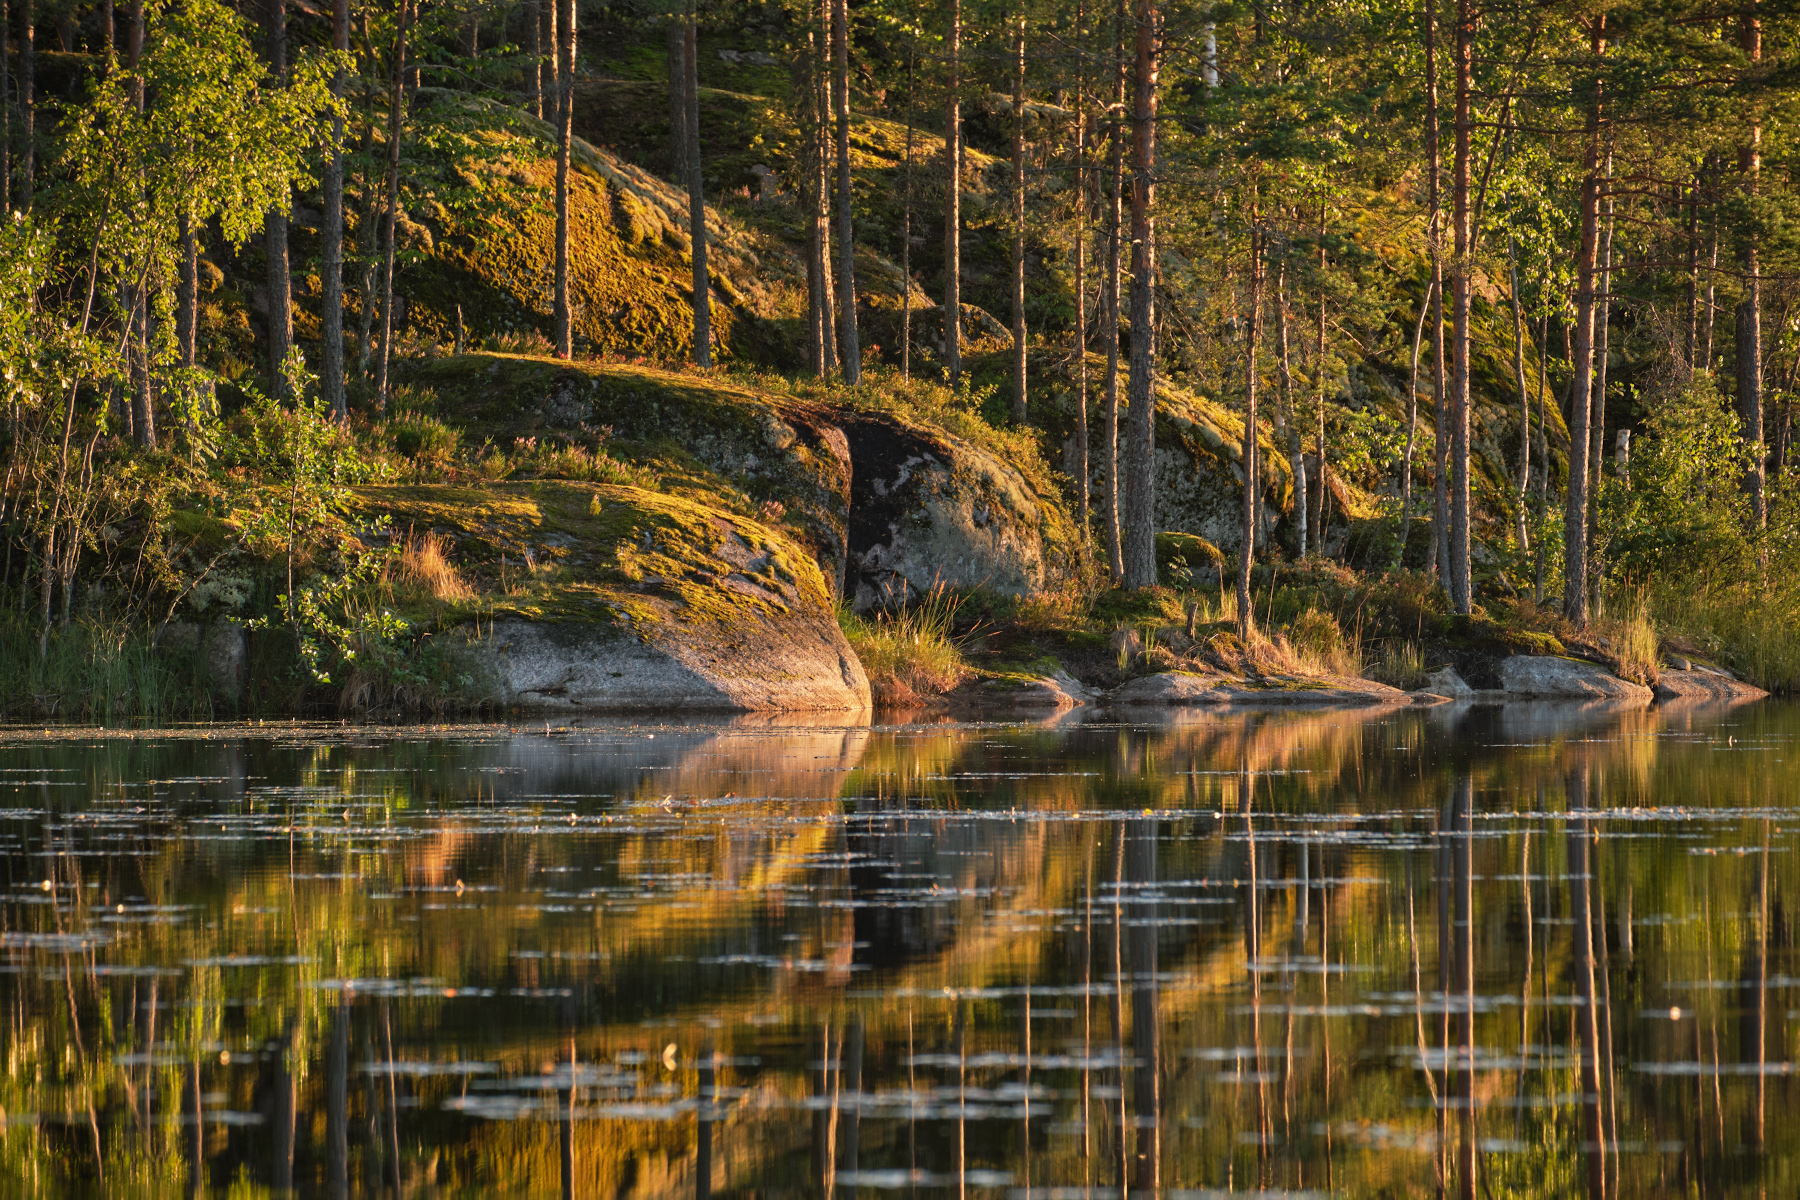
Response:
[839, 585, 970, 705]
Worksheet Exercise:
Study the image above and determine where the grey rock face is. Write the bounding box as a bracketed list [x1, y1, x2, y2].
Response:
[1498, 655, 1653, 701]
[839, 415, 1047, 611]
[474, 610, 871, 713]
[1421, 666, 1475, 697]
[1653, 669, 1768, 703]
[1110, 672, 1406, 708]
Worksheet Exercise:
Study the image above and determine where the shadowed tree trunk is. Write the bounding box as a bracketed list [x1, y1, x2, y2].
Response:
[901, 50, 915, 379]
[551, 0, 574, 357]
[373, 0, 412, 410]
[18, 0, 32, 211]
[682, 2, 710, 367]
[1423, 0, 1446, 583]
[1447, 0, 1472, 612]
[1509, 239, 1530, 554]
[831, 0, 857, 381]
[1119, 0, 1159, 589]
[1100, 0, 1125, 582]
[265, 0, 293, 394]
[1736, 4, 1765, 528]
[321, 0, 349, 417]
[942, 0, 961, 388]
[1277, 254, 1308, 560]
[129, 0, 152, 445]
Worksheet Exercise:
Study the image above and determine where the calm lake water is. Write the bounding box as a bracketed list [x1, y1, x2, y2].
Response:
[2, 699, 1796, 1198]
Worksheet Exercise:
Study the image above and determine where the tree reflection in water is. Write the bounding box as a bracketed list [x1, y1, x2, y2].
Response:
[0, 699, 1792, 1196]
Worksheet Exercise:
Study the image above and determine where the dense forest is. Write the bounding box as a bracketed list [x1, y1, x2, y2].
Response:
[0, 0, 1795, 715]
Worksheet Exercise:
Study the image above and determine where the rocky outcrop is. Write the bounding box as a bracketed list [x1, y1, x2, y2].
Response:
[360, 480, 871, 714]
[837, 413, 1056, 610]
[473, 612, 868, 713]
[1421, 665, 1476, 698]
[1654, 669, 1768, 703]
[981, 670, 1094, 710]
[1110, 671, 1407, 708]
[1152, 387, 1294, 558]
[1498, 655, 1653, 701]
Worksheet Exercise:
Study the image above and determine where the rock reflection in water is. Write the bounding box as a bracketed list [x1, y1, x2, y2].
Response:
[0, 701, 1794, 1196]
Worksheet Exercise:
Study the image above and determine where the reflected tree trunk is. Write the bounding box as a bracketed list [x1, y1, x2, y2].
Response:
[1127, 815, 1160, 1192]
[1566, 767, 1607, 1199]
[328, 1001, 349, 1199]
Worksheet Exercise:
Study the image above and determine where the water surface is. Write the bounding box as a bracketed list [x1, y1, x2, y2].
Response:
[1, 698, 1794, 1197]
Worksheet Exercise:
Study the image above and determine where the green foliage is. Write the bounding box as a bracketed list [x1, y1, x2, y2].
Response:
[1598, 374, 1756, 584]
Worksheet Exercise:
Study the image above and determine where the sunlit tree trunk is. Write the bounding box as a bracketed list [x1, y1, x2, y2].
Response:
[831, 0, 857, 381]
[1397, 278, 1431, 569]
[129, 0, 152, 445]
[1009, 12, 1026, 422]
[1423, 0, 1446, 583]
[1120, 0, 1159, 590]
[1071, 10, 1089, 536]
[551, 0, 575, 357]
[901, 51, 915, 379]
[942, 0, 961, 388]
[1563, 18, 1607, 625]
[1589, 150, 1614, 612]
[1238, 222, 1262, 639]
[1276, 255, 1306, 560]
[1509, 238, 1530, 554]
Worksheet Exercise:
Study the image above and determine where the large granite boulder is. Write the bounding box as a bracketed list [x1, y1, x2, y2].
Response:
[1498, 655, 1652, 701]
[1110, 671, 1407, 708]
[1653, 669, 1768, 703]
[837, 412, 1069, 611]
[361, 480, 870, 714]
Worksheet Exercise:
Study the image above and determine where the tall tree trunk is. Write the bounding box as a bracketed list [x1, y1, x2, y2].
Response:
[1009, 12, 1026, 422]
[529, 0, 542, 118]
[374, 0, 412, 410]
[901, 50, 914, 379]
[1447, 0, 1472, 613]
[667, 21, 686, 182]
[1536, 293, 1549, 603]
[542, 0, 556, 122]
[18, 0, 31, 211]
[1509, 238, 1530, 554]
[683, 2, 711, 367]
[1563, 18, 1607, 626]
[1397, 277, 1432, 569]
[1313, 216, 1328, 552]
[265, 0, 293, 394]
[321, 0, 349, 417]
[1, 0, 10, 212]
[1277, 256, 1306, 559]
[1685, 165, 1700, 370]
[1071, 9, 1089, 538]
[178, 215, 198, 369]
[1100, 0, 1125, 583]
[831, 0, 858, 381]
[551, 0, 574, 358]
[1589, 149, 1614, 612]
[1119, 0, 1159, 590]
[1238, 223, 1263, 638]
[1736, 4, 1765, 528]
[1702, 170, 1718, 369]
[805, 20, 835, 377]
[942, 0, 961, 388]
[129, 0, 151, 446]
[1423, 0, 1445, 583]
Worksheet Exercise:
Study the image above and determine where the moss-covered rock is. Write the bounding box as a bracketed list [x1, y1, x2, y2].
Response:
[353, 479, 870, 712]
[837, 411, 1051, 610]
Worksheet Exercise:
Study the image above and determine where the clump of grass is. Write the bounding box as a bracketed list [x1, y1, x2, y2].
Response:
[392, 532, 474, 603]
[840, 585, 970, 706]
[1367, 638, 1427, 689]
[1280, 607, 1364, 677]
[1593, 593, 1658, 685]
[1643, 580, 1799, 692]
[0, 616, 209, 721]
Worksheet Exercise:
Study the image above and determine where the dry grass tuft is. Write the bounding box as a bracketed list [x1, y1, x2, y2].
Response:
[840, 585, 970, 705]
[395, 533, 474, 603]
